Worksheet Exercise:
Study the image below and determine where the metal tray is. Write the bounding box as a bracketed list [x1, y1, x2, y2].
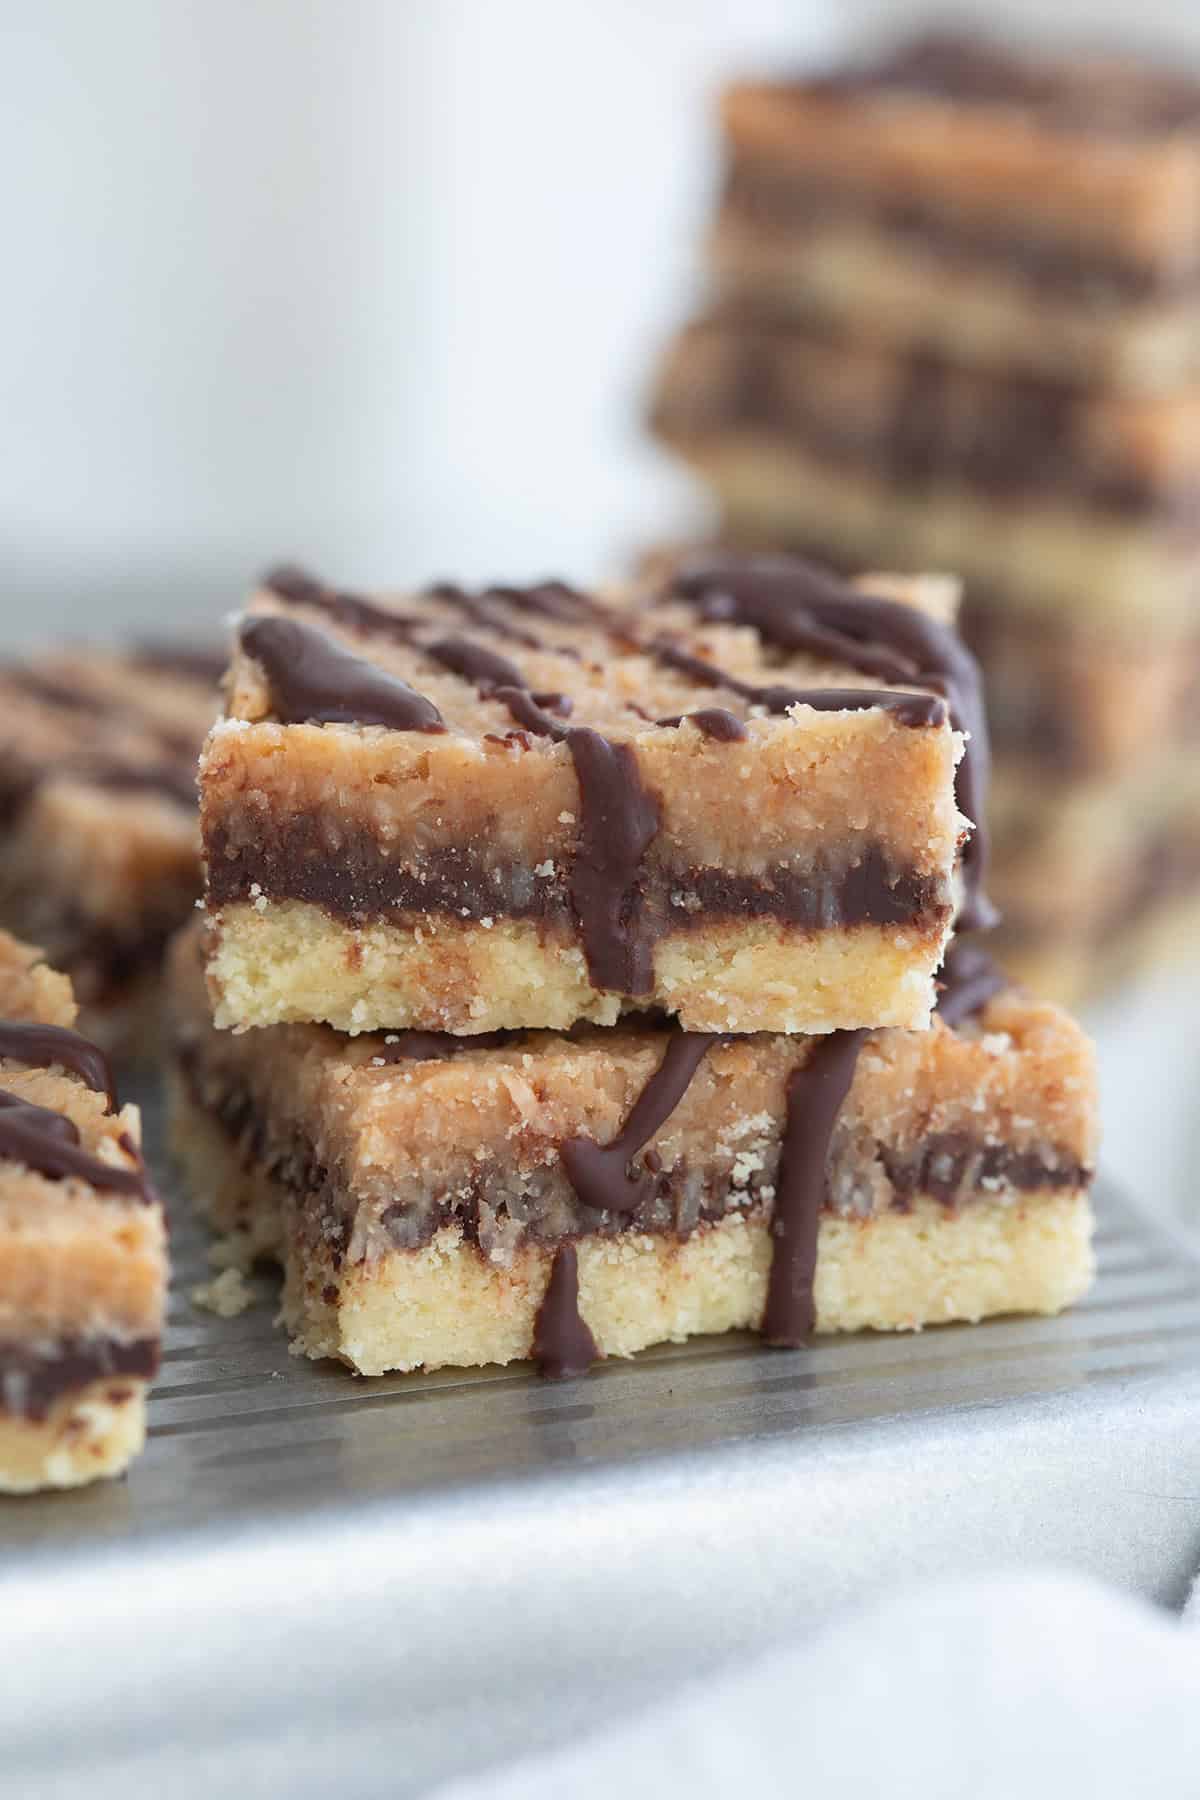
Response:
[4, 1083, 1200, 1799]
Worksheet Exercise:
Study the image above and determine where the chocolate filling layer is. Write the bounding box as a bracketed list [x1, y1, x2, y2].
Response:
[809, 31, 1200, 140]
[204, 817, 948, 939]
[658, 317, 1200, 525]
[181, 1055, 1088, 1263]
[720, 158, 1200, 304]
[1, 1334, 159, 1422]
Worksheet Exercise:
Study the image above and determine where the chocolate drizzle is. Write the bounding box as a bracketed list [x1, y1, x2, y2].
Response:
[935, 941, 1007, 1028]
[533, 1246, 598, 1379]
[566, 731, 661, 992]
[655, 707, 747, 740]
[668, 554, 995, 930]
[764, 1030, 868, 1345]
[0, 1090, 150, 1200]
[650, 640, 945, 729]
[239, 616, 446, 734]
[0, 1021, 116, 1111]
[425, 635, 524, 693]
[561, 1032, 719, 1213]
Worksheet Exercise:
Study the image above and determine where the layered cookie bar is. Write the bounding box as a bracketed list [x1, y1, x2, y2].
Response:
[167, 925, 1096, 1377]
[988, 754, 1200, 1002]
[200, 557, 988, 1037]
[714, 32, 1200, 390]
[0, 931, 165, 1492]
[0, 642, 223, 1050]
[652, 313, 1200, 629]
[961, 596, 1200, 778]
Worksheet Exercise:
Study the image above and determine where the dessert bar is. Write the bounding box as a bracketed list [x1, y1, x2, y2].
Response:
[0, 931, 164, 1492]
[961, 596, 1200, 778]
[652, 314, 1200, 628]
[0, 642, 223, 1049]
[987, 754, 1200, 1002]
[168, 927, 1096, 1377]
[201, 557, 988, 1037]
[713, 32, 1200, 390]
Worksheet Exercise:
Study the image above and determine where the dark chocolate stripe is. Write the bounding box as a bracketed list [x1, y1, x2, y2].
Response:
[0, 1022, 116, 1112]
[561, 1033, 719, 1214]
[813, 31, 1200, 137]
[668, 554, 994, 931]
[426, 583, 551, 651]
[204, 817, 945, 937]
[722, 158, 1200, 302]
[263, 569, 423, 647]
[486, 580, 600, 625]
[567, 731, 660, 993]
[533, 1246, 598, 1379]
[884, 1134, 1088, 1208]
[424, 635, 525, 692]
[0, 1090, 152, 1201]
[763, 1029, 868, 1346]
[0, 1335, 159, 1421]
[239, 616, 446, 734]
[655, 707, 747, 740]
[935, 942, 1007, 1028]
[652, 641, 945, 727]
[660, 320, 1195, 526]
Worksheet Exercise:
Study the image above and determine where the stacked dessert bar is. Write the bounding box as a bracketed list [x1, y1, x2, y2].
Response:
[0, 642, 223, 1050]
[167, 558, 1097, 1378]
[651, 30, 1200, 1000]
[0, 930, 164, 1491]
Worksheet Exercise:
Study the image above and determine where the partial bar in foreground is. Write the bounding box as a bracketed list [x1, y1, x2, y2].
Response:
[200, 557, 985, 1037]
[167, 926, 1096, 1378]
[0, 932, 164, 1493]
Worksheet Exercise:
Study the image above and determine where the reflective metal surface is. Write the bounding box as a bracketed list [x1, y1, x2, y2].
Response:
[3, 1086, 1200, 1797]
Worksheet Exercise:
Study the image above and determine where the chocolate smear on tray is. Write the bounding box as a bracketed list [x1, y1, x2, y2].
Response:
[562, 1032, 720, 1214]
[0, 1021, 117, 1111]
[240, 616, 446, 734]
[533, 1245, 598, 1379]
[935, 941, 1007, 1028]
[669, 553, 995, 931]
[0, 1091, 151, 1200]
[764, 1029, 868, 1345]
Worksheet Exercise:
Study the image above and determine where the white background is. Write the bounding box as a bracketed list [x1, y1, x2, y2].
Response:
[2, 0, 1198, 1212]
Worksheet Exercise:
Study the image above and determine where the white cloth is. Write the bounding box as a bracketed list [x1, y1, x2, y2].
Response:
[433, 1572, 1200, 1800]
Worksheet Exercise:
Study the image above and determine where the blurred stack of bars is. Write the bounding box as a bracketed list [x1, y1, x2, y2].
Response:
[650, 30, 1200, 1003]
